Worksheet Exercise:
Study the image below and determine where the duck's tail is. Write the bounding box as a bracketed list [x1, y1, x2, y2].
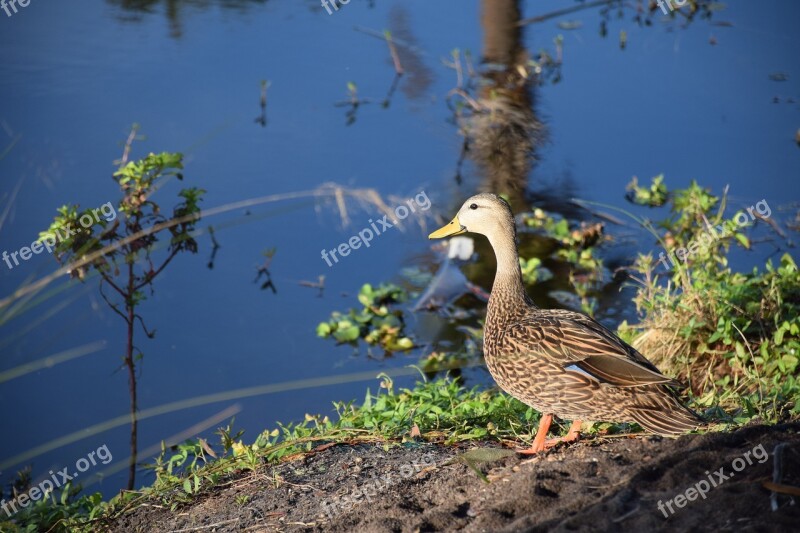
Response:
[628, 387, 703, 436]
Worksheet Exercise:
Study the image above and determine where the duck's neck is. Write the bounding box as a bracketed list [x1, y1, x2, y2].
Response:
[486, 228, 533, 318]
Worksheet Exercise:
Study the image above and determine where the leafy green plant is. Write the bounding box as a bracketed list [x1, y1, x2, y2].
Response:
[1, 482, 107, 533]
[316, 283, 414, 352]
[620, 182, 799, 422]
[38, 127, 205, 489]
[626, 174, 669, 207]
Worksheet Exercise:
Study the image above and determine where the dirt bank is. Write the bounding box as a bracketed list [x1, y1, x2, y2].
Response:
[107, 422, 799, 532]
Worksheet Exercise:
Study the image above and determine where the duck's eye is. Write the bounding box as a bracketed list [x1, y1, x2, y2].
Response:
[469, 203, 478, 210]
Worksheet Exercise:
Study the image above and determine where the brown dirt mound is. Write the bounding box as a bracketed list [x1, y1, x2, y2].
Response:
[107, 423, 799, 532]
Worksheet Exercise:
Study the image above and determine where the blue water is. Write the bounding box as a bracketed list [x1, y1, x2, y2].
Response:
[1, 0, 798, 499]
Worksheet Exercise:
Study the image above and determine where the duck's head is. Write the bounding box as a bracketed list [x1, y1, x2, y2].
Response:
[428, 193, 515, 240]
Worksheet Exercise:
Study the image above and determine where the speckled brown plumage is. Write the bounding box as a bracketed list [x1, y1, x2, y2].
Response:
[430, 193, 700, 441]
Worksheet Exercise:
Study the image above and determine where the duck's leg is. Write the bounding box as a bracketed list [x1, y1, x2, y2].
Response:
[517, 418, 582, 455]
[543, 419, 582, 448]
[516, 413, 553, 455]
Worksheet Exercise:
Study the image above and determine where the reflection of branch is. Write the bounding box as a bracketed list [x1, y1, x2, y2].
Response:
[255, 265, 277, 294]
[518, 0, 619, 26]
[299, 276, 325, 298]
[207, 225, 221, 269]
[384, 31, 404, 75]
[447, 88, 482, 112]
[443, 50, 464, 89]
[380, 31, 405, 109]
[454, 137, 469, 185]
[334, 83, 372, 126]
[382, 73, 403, 108]
[353, 25, 428, 57]
[254, 80, 270, 127]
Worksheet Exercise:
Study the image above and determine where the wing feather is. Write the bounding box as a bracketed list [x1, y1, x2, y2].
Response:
[505, 310, 683, 388]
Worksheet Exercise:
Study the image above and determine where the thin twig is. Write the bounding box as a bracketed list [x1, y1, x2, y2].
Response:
[99, 281, 127, 322]
[99, 271, 127, 299]
[133, 248, 179, 291]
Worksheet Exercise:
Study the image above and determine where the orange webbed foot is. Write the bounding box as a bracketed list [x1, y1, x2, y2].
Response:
[516, 418, 582, 455]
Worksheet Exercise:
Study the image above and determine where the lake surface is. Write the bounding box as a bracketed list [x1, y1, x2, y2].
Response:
[1, 0, 798, 497]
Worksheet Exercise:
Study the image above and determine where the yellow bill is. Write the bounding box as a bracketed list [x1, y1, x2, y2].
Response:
[428, 216, 466, 239]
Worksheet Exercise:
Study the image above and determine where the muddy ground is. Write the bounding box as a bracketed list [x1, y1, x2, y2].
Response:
[106, 422, 799, 532]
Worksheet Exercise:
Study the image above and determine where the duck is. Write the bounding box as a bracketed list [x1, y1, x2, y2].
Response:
[428, 193, 700, 453]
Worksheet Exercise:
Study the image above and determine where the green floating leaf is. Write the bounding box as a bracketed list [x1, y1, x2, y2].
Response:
[316, 322, 331, 337]
[333, 325, 361, 343]
[395, 337, 414, 350]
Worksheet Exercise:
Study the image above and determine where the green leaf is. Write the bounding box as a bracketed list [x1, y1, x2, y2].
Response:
[775, 325, 785, 345]
[333, 325, 360, 342]
[395, 337, 414, 350]
[734, 233, 750, 249]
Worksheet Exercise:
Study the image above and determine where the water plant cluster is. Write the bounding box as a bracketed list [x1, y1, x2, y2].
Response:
[316, 283, 415, 353]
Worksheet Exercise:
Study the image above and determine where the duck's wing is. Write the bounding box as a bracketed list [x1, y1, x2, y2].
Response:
[506, 309, 682, 388]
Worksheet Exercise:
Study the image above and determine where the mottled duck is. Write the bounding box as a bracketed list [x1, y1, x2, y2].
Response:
[429, 193, 700, 453]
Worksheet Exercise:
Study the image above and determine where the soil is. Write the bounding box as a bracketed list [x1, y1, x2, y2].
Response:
[107, 422, 800, 532]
